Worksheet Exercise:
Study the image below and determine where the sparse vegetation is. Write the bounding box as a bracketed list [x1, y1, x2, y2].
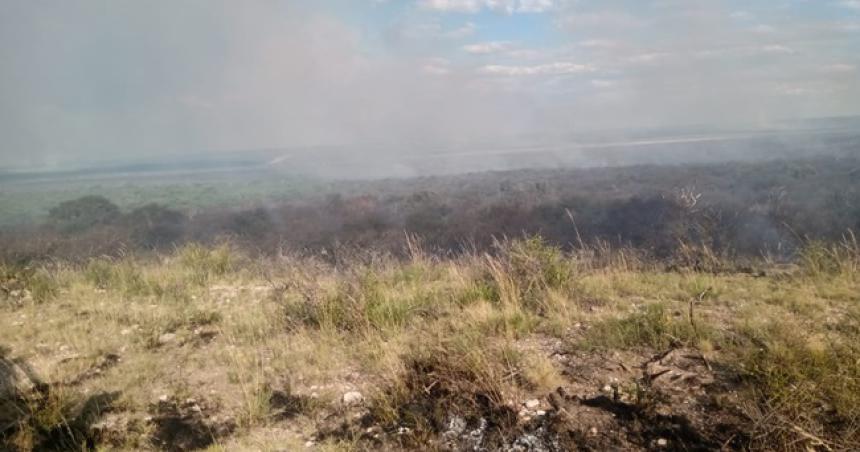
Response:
[3, 157, 860, 263]
[1, 235, 858, 450]
[1, 157, 859, 450]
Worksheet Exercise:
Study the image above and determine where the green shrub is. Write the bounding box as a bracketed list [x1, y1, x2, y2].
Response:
[798, 240, 858, 277]
[178, 244, 233, 285]
[48, 196, 120, 232]
[84, 258, 151, 297]
[584, 303, 701, 350]
[27, 270, 59, 304]
[482, 237, 573, 313]
[0, 265, 59, 304]
[734, 316, 860, 449]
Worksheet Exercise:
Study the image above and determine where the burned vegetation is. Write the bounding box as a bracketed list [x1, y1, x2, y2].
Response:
[1, 156, 859, 451]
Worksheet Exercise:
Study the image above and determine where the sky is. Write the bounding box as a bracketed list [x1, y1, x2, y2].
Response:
[1, 0, 859, 168]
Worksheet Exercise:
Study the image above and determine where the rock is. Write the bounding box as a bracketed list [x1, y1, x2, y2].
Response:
[535, 410, 546, 417]
[524, 399, 540, 409]
[656, 438, 668, 447]
[445, 416, 467, 436]
[158, 333, 177, 344]
[305, 440, 315, 448]
[589, 427, 598, 436]
[342, 391, 363, 405]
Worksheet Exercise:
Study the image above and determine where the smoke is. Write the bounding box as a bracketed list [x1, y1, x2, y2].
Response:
[1, 0, 858, 168]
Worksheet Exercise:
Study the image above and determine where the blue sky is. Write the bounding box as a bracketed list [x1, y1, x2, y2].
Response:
[1, 0, 859, 166]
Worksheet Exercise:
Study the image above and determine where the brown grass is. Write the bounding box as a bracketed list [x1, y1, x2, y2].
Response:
[1, 239, 858, 450]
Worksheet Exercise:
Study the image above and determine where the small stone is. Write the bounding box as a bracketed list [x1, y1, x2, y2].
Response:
[589, 427, 598, 436]
[120, 328, 132, 336]
[304, 440, 315, 448]
[157, 333, 176, 344]
[342, 391, 363, 405]
[602, 384, 613, 393]
[656, 438, 668, 447]
[535, 410, 546, 417]
[158, 394, 169, 402]
[524, 399, 540, 409]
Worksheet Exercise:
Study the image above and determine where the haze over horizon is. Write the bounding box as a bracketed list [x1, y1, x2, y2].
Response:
[2, 0, 859, 168]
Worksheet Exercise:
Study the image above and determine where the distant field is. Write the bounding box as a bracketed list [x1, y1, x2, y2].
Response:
[0, 169, 321, 226]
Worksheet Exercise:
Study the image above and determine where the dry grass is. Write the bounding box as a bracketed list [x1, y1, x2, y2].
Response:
[1, 238, 858, 450]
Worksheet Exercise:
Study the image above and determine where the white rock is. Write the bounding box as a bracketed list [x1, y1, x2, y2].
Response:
[304, 440, 315, 448]
[656, 438, 668, 447]
[342, 391, 363, 405]
[535, 410, 546, 417]
[157, 333, 176, 344]
[524, 399, 540, 409]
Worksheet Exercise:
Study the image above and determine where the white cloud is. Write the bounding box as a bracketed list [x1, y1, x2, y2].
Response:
[517, 0, 555, 13]
[759, 45, 795, 55]
[578, 39, 618, 49]
[480, 61, 596, 76]
[422, 64, 451, 75]
[558, 12, 646, 30]
[393, 20, 476, 40]
[444, 22, 477, 38]
[627, 52, 672, 64]
[820, 63, 856, 73]
[419, 0, 556, 14]
[775, 84, 815, 96]
[750, 24, 776, 34]
[590, 79, 616, 88]
[838, 1, 860, 10]
[463, 41, 513, 54]
[838, 22, 860, 32]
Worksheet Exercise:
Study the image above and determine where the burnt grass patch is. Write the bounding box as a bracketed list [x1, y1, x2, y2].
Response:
[1, 347, 120, 451]
[148, 397, 235, 452]
[314, 345, 751, 451]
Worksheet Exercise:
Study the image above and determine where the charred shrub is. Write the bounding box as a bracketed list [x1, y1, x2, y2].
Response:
[370, 335, 519, 449]
[226, 207, 274, 239]
[1, 348, 118, 451]
[48, 196, 120, 233]
[124, 204, 186, 249]
[601, 196, 690, 257]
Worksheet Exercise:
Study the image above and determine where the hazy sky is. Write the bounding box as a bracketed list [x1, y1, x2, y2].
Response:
[1, 0, 859, 167]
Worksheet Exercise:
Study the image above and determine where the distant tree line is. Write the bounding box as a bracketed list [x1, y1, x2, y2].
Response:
[1, 156, 858, 264]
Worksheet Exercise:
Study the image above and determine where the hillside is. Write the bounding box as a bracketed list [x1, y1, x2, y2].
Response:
[2, 239, 858, 450]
